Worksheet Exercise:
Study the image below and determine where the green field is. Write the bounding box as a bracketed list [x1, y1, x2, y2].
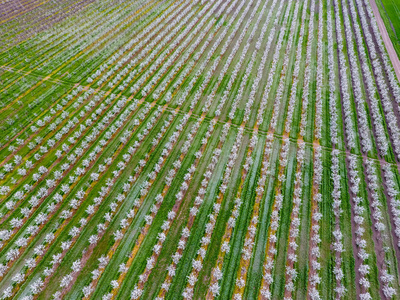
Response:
[1, 0, 400, 299]
[376, 0, 400, 58]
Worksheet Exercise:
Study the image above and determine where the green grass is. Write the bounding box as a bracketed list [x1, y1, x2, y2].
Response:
[377, 0, 400, 59]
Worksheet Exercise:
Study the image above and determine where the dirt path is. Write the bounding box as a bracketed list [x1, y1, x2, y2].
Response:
[369, 0, 400, 82]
